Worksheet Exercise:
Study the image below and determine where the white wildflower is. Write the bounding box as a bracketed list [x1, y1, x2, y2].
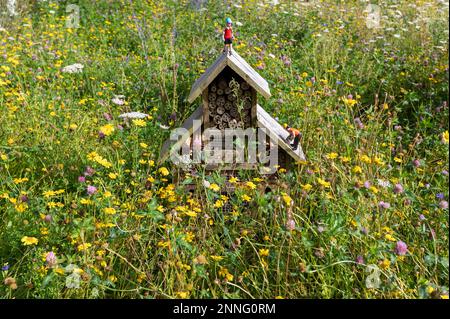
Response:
[111, 95, 125, 105]
[118, 112, 148, 119]
[65, 273, 80, 289]
[158, 123, 170, 130]
[377, 179, 391, 188]
[62, 63, 84, 74]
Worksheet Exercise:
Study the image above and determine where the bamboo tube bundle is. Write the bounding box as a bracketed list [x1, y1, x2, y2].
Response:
[218, 122, 226, 130]
[208, 92, 217, 102]
[216, 96, 226, 107]
[240, 82, 250, 91]
[224, 101, 232, 110]
[228, 119, 238, 129]
[227, 93, 236, 102]
[222, 112, 231, 123]
[243, 90, 252, 99]
[216, 105, 225, 115]
[216, 88, 224, 95]
[224, 87, 232, 95]
[213, 115, 222, 125]
[243, 99, 252, 110]
[230, 107, 239, 118]
[210, 83, 217, 93]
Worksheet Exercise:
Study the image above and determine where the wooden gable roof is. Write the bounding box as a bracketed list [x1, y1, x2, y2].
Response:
[187, 48, 271, 104]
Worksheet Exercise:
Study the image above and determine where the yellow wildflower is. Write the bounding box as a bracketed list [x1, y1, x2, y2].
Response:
[326, 152, 338, 160]
[210, 255, 223, 262]
[380, 259, 391, 270]
[21, 236, 38, 246]
[103, 207, 116, 215]
[352, 166, 362, 174]
[317, 178, 331, 188]
[442, 130, 449, 144]
[259, 249, 269, 257]
[209, 183, 220, 192]
[77, 243, 92, 251]
[246, 181, 257, 190]
[99, 124, 115, 136]
[132, 119, 146, 127]
[158, 167, 169, 176]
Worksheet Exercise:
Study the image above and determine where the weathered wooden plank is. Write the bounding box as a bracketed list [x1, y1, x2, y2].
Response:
[158, 105, 203, 164]
[251, 87, 257, 126]
[188, 54, 228, 104]
[256, 105, 306, 162]
[227, 49, 271, 99]
[202, 89, 210, 129]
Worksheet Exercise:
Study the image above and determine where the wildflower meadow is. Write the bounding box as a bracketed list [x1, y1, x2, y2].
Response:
[0, 0, 448, 299]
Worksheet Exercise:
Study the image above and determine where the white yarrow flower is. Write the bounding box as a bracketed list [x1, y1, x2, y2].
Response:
[377, 179, 391, 188]
[65, 273, 81, 289]
[62, 63, 84, 74]
[118, 112, 148, 119]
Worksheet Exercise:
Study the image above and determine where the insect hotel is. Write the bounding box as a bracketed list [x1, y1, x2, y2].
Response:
[159, 48, 306, 174]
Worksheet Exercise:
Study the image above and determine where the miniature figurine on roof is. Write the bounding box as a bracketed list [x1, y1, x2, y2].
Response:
[159, 47, 306, 172]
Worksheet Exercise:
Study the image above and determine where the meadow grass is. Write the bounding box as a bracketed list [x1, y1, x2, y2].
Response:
[0, 0, 448, 298]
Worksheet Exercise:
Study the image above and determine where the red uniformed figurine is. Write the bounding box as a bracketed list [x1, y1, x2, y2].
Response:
[286, 125, 302, 150]
[223, 17, 234, 55]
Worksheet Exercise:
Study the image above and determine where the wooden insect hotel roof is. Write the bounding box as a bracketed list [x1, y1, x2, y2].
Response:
[188, 49, 271, 104]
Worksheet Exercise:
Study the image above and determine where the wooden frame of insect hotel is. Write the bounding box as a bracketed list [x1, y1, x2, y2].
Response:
[159, 48, 306, 174]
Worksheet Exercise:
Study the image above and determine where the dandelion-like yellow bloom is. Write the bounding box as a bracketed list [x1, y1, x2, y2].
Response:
[246, 181, 257, 190]
[21, 236, 38, 246]
[229, 177, 239, 183]
[132, 119, 146, 127]
[99, 124, 115, 136]
[317, 178, 331, 188]
[442, 130, 449, 144]
[210, 255, 223, 262]
[259, 249, 269, 257]
[103, 207, 116, 215]
[158, 167, 169, 176]
[77, 243, 92, 251]
[352, 166, 363, 174]
[282, 194, 293, 206]
[326, 152, 338, 160]
[209, 183, 220, 192]
[380, 259, 391, 270]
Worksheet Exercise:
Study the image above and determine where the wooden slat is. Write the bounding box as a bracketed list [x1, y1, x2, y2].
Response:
[202, 90, 210, 128]
[227, 49, 271, 99]
[256, 105, 306, 162]
[158, 105, 203, 164]
[188, 54, 228, 104]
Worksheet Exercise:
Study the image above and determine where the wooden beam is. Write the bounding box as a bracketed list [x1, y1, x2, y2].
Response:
[256, 105, 306, 162]
[158, 105, 203, 164]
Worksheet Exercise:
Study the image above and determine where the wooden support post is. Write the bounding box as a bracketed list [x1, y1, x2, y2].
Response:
[202, 89, 209, 129]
